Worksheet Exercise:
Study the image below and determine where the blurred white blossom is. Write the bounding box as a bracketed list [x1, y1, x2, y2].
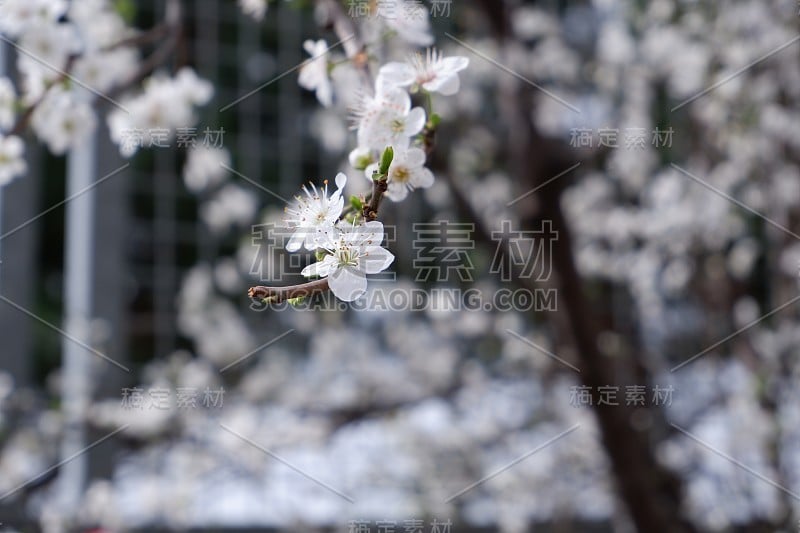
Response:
[183, 146, 231, 193]
[379, 49, 469, 95]
[108, 68, 212, 157]
[0, 134, 25, 185]
[298, 39, 333, 107]
[239, 0, 267, 21]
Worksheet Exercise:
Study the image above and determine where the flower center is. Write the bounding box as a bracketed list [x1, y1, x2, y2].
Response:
[391, 166, 410, 183]
[336, 245, 359, 267]
[390, 118, 405, 134]
[418, 69, 436, 84]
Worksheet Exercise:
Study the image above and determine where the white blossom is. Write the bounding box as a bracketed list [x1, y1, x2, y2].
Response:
[284, 172, 346, 252]
[348, 146, 375, 170]
[200, 184, 258, 234]
[298, 39, 333, 108]
[239, 0, 267, 21]
[301, 220, 394, 301]
[31, 87, 96, 155]
[68, 0, 131, 50]
[72, 47, 138, 94]
[0, 134, 26, 186]
[183, 146, 231, 193]
[17, 22, 81, 102]
[107, 68, 213, 157]
[379, 49, 469, 95]
[0, 0, 68, 38]
[17, 22, 80, 78]
[0, 77, 17, 131]
[354, 85, 426, 152]
[174, 67, 214, 106]
[366, 146, 432, 202]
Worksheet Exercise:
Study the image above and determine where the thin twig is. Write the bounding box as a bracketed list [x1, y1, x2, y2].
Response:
[248, 278, 330, 303]
[103, 23, 169, 52]
[8, 10, 179, 134]
[362, 175, 387, 221]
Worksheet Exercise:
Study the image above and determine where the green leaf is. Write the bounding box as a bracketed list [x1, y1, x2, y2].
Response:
[350, 195, 363, 210]
[287, 296, 306, 307]
[378, 146, 394, 175]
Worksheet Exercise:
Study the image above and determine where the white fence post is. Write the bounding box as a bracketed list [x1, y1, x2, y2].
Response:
[56, 92, 97, 520]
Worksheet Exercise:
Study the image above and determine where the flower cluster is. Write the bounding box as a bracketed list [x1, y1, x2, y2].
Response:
[108, 68, 213, 158]
[350, 50, 467, 200]
[276, 2, 470, 302]
[299, 45, 468, 203]
[292, 0, 468, 202]
[282, 171, 394, 301]
[0, 0, 137, 182]
[0, 0, 216, 185]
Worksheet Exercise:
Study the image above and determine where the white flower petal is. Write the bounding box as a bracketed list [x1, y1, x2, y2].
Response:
[301, 260, 323, 278]
[335, 172, 347, 190]
[303, 254, 338, 278]
[386, 181, 409, 202]
[316, 81, 333, 107]
[442, 56, 469, 72]
[285, 231, 305, 252]
[378, 62, 416, 87]
[328, 266, 367, 301]
[411, 167, 434, 189]
[361, 245, 394, 274]
[357, 220, 382, 232]
[427, 74, 460, 96]
[404, 147, 427, 167]
[404, 107, 427, 136]
[379, 87, 411, 112]
[325, 196, 344, 223]
[349, 147, 374, 170]
[314, 224, 338, 248]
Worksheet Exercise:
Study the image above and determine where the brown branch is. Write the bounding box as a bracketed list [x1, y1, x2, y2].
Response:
[106, 25, 181, 100]
[9, 95, 42, 136]
[362, 175, 387, 221]
[8, 8, 179, 136]
[422, 120, 436, 157]
[103, 23, 170, 52]
[471, 1, 697, 529]
[248, 278, 330, 303]
[8, 54, 78, 136]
